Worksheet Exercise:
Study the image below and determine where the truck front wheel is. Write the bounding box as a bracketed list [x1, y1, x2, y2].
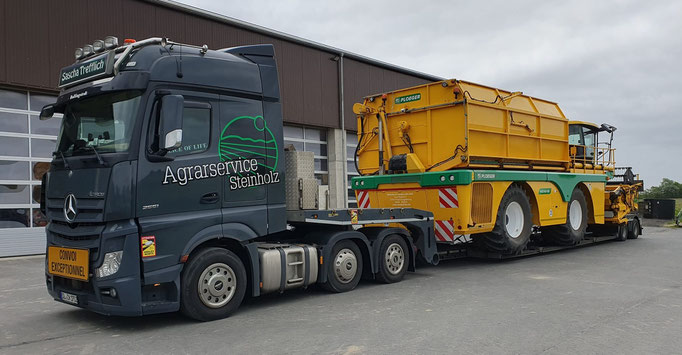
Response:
[321, 240, 363, 293]
[180, 247, 247, 321]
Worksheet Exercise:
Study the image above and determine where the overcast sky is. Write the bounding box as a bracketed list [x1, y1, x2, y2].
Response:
[181, 0, 681, 187]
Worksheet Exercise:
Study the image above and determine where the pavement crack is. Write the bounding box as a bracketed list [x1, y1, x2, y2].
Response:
[0, 328, 101, 350]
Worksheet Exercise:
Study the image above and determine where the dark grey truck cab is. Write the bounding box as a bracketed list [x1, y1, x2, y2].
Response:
[42, 37, 435, 320]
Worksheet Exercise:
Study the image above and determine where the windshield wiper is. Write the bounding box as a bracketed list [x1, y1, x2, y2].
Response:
[52, 151, 71, 170]
[74, 146, 106, 167]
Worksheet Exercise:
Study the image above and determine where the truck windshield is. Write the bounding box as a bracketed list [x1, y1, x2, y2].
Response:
[56, 91, 142, 156]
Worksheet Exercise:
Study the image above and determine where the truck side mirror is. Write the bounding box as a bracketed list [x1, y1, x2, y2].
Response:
[39, 104, 55, 120]
[160, 95, 184, 150]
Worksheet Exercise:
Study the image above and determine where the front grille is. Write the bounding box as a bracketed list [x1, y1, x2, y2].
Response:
[53, 231, 99, 241]
[47, 197, 105, 223]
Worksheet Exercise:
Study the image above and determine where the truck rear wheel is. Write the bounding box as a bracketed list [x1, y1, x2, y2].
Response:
[376, 234, 409, 284]
[476, 185, 532, 255]
[615, 223, 628, 241]
[542, 188, 587, 246]
[321, 240, 363, 293]
[627, 219, 641, 239]
[180, 247, 247, 321]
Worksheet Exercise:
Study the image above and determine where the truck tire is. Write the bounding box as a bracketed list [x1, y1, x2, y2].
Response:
[542, 188, 587, 246]
[375, 234, 409, 284]
[321, 240, 363, 293]
[180, 247, 247, 321]
[615, 223, 628, 241]
[627, 219, 641, 239]
[476, 185, 532, 255]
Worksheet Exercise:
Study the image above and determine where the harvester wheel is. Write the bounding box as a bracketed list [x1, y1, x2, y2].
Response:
[627, 219, 641, 239]
[475, 185, 532, 255]
[542, 188, 587, 246]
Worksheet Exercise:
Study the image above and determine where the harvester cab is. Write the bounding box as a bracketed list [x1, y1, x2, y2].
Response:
[568, 121, 616, 174]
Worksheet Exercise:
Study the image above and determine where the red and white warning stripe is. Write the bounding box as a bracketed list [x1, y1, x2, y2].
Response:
[357, 190, 371, 209]
[438, 187, 459, 208]
[434, 220, 455, 242]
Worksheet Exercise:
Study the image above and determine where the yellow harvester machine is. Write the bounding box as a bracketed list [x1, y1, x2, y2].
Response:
[352, 79, 642, 255]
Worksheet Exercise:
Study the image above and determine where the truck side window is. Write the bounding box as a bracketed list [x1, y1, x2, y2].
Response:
[167, 105, 211, 156]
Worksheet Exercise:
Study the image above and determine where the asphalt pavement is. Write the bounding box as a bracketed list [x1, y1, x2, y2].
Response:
[1, 226, 681, 354]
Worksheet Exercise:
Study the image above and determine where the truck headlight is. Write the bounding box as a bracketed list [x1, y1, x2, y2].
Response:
[97, 251, 123, 278]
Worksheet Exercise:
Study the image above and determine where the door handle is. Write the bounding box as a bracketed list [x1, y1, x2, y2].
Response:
[200, 192, 219, 204]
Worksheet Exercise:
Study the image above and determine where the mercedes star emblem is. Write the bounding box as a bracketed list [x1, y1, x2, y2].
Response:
[64, 194, 77, 222]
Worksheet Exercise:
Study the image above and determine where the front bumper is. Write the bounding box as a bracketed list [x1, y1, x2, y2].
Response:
[45, 220, 181, 316]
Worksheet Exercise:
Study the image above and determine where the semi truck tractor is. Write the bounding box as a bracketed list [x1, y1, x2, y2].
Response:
[41, 37, 640, 321]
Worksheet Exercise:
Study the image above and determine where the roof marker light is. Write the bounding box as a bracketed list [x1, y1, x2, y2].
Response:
[123, 38, 136, 44]
[104, 36, 119, 49]
[82, 45, 94, 57]
[93, 40, 105, 53]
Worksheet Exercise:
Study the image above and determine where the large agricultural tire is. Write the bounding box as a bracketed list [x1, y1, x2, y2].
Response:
[321, 240, 363, 293]
[627, 219, 641, 239]
[375, 234, 409, 284]
[542, 188, 588, 246]
[180, 247, 247, 321]
[475, 185, 532, 255]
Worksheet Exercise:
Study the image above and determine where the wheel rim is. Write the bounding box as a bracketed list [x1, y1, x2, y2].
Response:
[384, 242, 405, 275]
[334, 248, 358, 284]
[198, 262, 236, 309]
[569, 200, 583, 231]
[505, 201, 524, 239]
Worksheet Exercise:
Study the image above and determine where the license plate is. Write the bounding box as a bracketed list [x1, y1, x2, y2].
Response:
[60, 291, 78, 305]
[47, 246, 89, 281]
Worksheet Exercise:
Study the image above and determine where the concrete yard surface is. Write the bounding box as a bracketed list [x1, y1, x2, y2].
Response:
[1, 227, 681, 354]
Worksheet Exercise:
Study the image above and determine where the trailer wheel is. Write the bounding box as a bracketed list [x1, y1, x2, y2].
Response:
[476, 185, 532, 255]
[627, 219, 641, 239]
[180, 247, 247, 321]
[615, 223, 628, 241]
[376, 235, 409, 284]
[542, 188, 587, 246]
[321, 240, 363, 293]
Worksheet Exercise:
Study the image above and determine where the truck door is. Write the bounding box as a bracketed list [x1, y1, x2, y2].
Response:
[136, 90, 221, 270]
[219, 95, 271, 236]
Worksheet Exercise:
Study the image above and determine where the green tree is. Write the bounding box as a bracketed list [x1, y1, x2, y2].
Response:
[641, 178, 682, 199]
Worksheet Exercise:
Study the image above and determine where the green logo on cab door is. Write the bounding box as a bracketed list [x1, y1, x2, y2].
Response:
[394, 93, 421, 105]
